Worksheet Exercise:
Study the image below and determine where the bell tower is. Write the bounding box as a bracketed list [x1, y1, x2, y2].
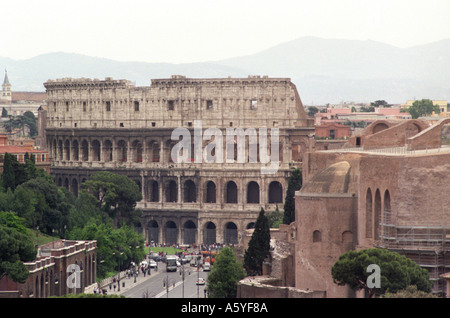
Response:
[1, 70, 12, 103]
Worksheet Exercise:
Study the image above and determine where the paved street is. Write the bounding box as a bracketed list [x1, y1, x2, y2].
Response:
[105, 264, 209, 298]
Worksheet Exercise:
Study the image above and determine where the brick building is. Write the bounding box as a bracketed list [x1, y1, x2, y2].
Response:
[295, 118, 450, 297]
[0, 240, 97, 298]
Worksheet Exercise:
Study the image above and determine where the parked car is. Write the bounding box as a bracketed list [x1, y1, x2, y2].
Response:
[149, 260, 157, 268]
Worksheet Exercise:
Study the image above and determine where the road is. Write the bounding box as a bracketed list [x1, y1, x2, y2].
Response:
[119, 265, 209, 298]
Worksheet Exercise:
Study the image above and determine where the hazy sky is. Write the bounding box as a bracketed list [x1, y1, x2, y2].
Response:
[1, 0, 449, 63]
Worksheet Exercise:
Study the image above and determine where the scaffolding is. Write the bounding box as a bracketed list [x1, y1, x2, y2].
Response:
[375, 225, 450, 295]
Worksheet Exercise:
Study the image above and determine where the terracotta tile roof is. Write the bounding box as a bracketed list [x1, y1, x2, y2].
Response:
[11, 92, 46, 102]
[0, 145, 46, 154]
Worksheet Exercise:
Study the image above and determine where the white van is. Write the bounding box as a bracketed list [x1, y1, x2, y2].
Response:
[203, 262, 211, 271]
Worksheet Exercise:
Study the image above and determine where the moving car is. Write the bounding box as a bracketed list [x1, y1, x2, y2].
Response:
[196, 278, 206, 285]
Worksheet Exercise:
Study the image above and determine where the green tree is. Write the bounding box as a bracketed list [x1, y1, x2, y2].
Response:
[243, 208, 270, 276]
[207, 247, 245, 298]
[2, 153, 16, 191]
[266, 206, 283, 228]
[307, 106, 319, 118]
[82, 171, 142, 227]
[407, 99, 440, 119]
[0, 211, 37, 283]
[331, 248, 433, 298]
[283, 168, 302, 225]
[1, 107, 7, 117]
[69, 220, 145, 280]
[384, 285, 437, 298]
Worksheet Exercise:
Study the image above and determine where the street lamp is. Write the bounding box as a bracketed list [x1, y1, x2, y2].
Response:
[163, 276, 176, 298]
[179, 264, 190, 298]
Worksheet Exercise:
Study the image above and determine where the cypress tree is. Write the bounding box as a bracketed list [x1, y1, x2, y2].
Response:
[2, 153, 15, 191]
[283, 168, 302, 225]
[243, 208, 270, 276]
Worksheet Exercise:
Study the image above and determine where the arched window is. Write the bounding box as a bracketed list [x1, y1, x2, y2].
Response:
[342, 231, 353, 243]
[166, 180, 177, 203]
[205, 181, 216, 203]
[117, 140, 127, 162]
[366, 188, 373, 238]
[103, 140, 113, 162]
[313, 230, 321, 242]
[374, 189, 382, 240]
[383, 190, 392, 238]
[147, 180, 159, 202]
[91, 140, 101, 161]
[183, 180, 197, 203]
[81, 140, 89, 161]
[225, 181, 238, 203]
[72, 140, 79, 161]
[268, 181, 283, 203]
[247, 181, 260, 203]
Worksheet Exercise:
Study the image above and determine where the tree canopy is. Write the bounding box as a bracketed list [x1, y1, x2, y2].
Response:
[244, 208, 270, 276]
[81, 171, 142, 227]
[407, 99, 440, 119]
[0, 212, 37, 283]
[207, 247, 245, 298]
[331, 248, 433, 297]
[283, 168, 302, 225]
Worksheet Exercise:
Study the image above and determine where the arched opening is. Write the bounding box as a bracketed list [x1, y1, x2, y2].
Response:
[64, 140, 70, 161]
[131, 140, 143, 163]
[103, 140, 113, 162]
[147, 180, 159, 202]
[224, 222, 238, 244]
[183, 180, 197, 203]
[374, 189, 382, 240]
[225, 181, 238, 203]
[372, 122, 389, 134]
[166, 180, 178, 203]
[147, 220, 159, 244]
[91, 140, 101, 161]
[117, 140, 127, 162]
[81, 140, 89, 162]
[58, 140, 63, 160]
[247, 181, 260, 203]
[383, 190, 392, 238]
[165, 221, 177, 245]
[147, 140, 160, 162]
[268, 181, 283, 203]
[205, 181, 216, 203]
[313, 230, 321, 242]
[366, 188, 373, 238]
[246, 222, 255, 229]
[342, 231, 353, 243]
[71, 178, 78, 197]
[204, 222, 216, 245]
[72, 140, 79, 161]
[183, 220, 197, 245]
[64, 178, 69, 190]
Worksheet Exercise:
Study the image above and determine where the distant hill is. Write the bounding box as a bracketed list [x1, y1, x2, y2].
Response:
[1, 37, 448, 104]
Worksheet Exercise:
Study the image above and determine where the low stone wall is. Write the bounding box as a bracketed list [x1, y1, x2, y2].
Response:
[237, 276, 326, 298]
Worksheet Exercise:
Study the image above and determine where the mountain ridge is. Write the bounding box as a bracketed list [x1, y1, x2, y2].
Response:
[1, 37, 448, 104]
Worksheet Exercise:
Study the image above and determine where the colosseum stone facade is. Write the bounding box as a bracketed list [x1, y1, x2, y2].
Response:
[44, 75, 314, 246]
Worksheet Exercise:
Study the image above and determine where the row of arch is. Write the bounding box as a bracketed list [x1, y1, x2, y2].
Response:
[57, 175, 284, 205]
[145, 220, 256, 245]
[147, 179, 283, 204]
[366, 188, 392, 240]
[49, 136, 285, 164]
[26, 254, 95, 298]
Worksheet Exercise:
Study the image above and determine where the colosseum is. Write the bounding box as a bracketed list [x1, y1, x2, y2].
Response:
[43, 75, 314, 246]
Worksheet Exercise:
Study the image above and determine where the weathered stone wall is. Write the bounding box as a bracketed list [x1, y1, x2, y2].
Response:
[44, 75, 314, 246]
